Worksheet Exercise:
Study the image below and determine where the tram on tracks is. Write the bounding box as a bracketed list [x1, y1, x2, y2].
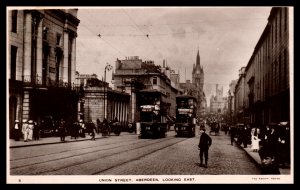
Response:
[174, 95, 197, 137]
[137, 90, 169, 139]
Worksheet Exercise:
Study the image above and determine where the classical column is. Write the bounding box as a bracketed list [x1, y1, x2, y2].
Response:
[125, 103, 128, 123]
[131, 92, 136, 122]
[121, 102, 125, 123]
[23, 11, 32, 82]
[114, 101, 117, 119]
[36, 18, 43, 85]
[71, 37, 76, 85]
[63, 29, 69, 83]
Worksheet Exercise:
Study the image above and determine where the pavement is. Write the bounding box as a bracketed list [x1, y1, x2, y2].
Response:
[233, 137, 291, 175]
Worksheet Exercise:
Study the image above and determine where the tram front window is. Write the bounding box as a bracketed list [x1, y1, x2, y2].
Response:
[140, 112, 160, 123]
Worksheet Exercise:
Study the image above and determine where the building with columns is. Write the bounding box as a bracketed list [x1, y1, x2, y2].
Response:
[8, 9, 80, 138]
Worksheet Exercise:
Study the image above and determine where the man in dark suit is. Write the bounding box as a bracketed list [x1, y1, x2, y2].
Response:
[198, 127, 212, 168]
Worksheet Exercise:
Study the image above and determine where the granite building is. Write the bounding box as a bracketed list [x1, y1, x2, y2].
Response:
[113, 56, 181, 123]
[234, 7, 291, 126]
[8, 9, 80, 137]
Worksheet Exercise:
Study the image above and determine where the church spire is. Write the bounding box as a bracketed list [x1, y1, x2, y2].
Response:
[196, 48, 200, 66]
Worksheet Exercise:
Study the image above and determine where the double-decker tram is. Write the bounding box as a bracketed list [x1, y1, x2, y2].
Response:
[175, 95, 197, 137]
[137, 90, 169, 139]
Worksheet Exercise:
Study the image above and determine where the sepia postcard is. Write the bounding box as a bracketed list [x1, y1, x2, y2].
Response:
[6, 6, 294, 184]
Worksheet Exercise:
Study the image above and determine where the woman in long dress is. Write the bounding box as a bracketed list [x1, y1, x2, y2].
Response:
[251, 127, 260, 152]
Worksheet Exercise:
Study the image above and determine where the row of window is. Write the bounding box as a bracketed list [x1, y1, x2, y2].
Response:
[11, 10, 63, 47]
[242, 7, 289, 106]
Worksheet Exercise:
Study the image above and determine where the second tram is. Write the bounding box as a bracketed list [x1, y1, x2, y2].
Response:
[175, 95, 197, 137]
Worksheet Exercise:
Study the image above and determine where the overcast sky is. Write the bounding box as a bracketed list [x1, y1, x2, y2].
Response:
[76, 7, 272, 103]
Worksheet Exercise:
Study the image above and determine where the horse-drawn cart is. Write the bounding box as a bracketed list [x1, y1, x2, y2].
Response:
[209, 122, 220, 136]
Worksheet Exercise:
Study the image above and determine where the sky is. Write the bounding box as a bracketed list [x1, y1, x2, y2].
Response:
[76, 7, 272, 104]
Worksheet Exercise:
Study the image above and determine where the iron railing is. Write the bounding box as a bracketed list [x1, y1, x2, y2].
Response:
[22, 75, 81, 91]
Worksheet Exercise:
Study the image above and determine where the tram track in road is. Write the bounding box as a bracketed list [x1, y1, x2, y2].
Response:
[10, 137, 141, 162]
[11, 135, 188, 175]
[91, 137, 190, 175]
[10, 138, 151, 170]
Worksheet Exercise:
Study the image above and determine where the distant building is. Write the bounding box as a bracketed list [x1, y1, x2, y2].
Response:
[192, 50, 204, 91]
[210, 84, 228, 114]
[170, 69, 180, 89]
[113, 56, 181, 123]
[75, 73, 98, 87]
[179, 49, 207, 118]
[234, 67, 248, 123]
[227, 79, 237, 123]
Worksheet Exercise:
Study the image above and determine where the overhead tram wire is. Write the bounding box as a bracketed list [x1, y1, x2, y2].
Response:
[93, 17, 267, 27]
[83, 26, 264, 38]
[79, 22, 126, 58]
[122, 9, 164, 59]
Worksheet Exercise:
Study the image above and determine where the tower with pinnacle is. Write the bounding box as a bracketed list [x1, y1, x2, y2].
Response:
[192, 49, 204, 91]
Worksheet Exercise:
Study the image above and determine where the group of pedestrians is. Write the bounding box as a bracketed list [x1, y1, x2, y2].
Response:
[14, 119, 40, 142]
[227, 122, 290, 174]
[258, 122, 290, 174]
[70, 120, 94, 140]
[13, 117, 122, 143]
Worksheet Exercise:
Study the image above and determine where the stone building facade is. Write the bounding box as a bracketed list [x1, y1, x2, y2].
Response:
[82, 85, 130, 128]
[246, 7, 290, 126]
[234, 67, 249, 124]
[8, 9, 80, 137]
[234, 7, 291, 126]
[113, 56, 181, 123]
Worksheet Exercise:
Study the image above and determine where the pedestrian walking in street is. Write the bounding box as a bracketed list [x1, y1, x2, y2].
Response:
[90, 121, 97, 140]
[22, 119, 28, 141]
[102, 118, 110, 137]
[79, 120, 86, 138]
[71, 121, 79, 139]
[27, 120, 34, 141]
[14, 120, 21, 141]
[267, 125, 279, 160]
[59, 119, 66, 142]
[33, 121, 40, 140]
[263, 125, 271, 146]
[224, 123, 228, 135]
[241, 126, 249, 148]
[230, 125, 236, 145]
[251, 127, 260, 152]
[96, 118, 101, 134]
[198, 127, 212, 168]
[277, 122, 290, 168]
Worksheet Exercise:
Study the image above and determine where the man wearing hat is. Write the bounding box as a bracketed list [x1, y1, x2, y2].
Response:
[79, 120, 86, 138]
[198, 127, 212, 168]
[14, 120, 20, 141]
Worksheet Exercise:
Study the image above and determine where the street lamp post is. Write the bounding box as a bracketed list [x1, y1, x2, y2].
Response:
[103, 63, 113, 120]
